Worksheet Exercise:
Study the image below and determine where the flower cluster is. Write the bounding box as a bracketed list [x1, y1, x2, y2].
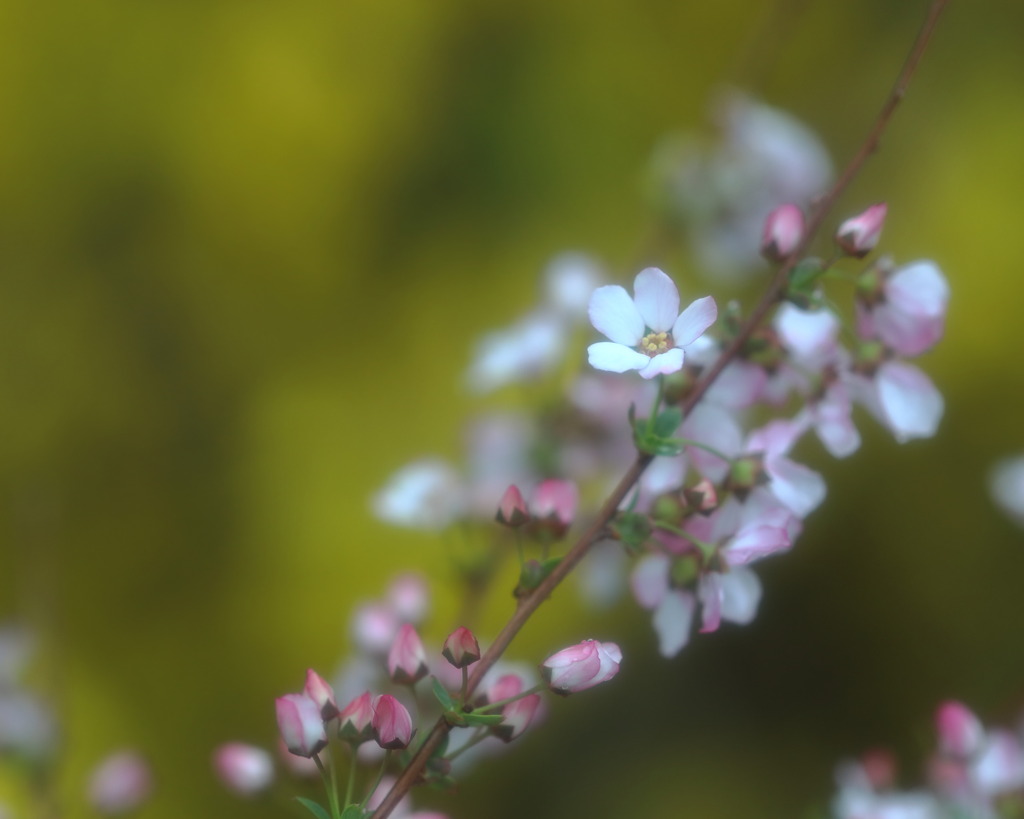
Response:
[832, 700, 1024, 818]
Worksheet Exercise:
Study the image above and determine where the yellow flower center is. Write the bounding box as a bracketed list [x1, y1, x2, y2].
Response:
[639, 331, 673, 357]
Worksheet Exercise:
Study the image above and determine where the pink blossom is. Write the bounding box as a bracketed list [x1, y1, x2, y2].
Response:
[936, 700, 985, 759]
[372, 695, 413, 750]
[87, 751, 153, 814]
[495, 484, 529, 527]
[304, 669, 339, 721]
[386, 573, 430, 624]
[761, 203, 805, 262]
[494, 694, 541, 742]
[587, 268, 717, 379]
[531, 479, 578, 529]
[213, 743, 274, 796]
[338, 691, 375, 744]
[836, 203, 887, 257]
[351, 601, 400, 655]
[388, 624, 428, 685]
[275, 693, 327, 758]
[485, 672, 525, 704]
[541, 639, 622, 694]
[858, 260, 949, 356]
[442, 627, 481, 669]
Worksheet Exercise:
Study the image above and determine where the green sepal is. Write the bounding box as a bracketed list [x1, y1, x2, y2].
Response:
[517, 556, 562, 592]
[461, 712, 505, 727]
[633, 408, 685, 457]
[295, 797, 332, 819]
[785, 258, 825, 307]
[652, 407, 682, 438]
[431, 677, 456, 711]
[340, 806, 369, 819]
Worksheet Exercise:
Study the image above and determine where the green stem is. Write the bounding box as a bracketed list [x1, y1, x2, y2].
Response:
[652, 522, 717, 561]
[344, 750, 356, 808]
[471, 683, 545, 713]
[669, 437, 733, 464]
[313, 752, 341, 819]
[361, 751, 392, 812]
[645, 376, 666, 437]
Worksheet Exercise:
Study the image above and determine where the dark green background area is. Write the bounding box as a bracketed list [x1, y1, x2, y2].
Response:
[1, 1, 1022, 817]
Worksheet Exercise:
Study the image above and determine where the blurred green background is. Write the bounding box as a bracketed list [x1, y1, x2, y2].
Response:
[2, 0, 1024, 816]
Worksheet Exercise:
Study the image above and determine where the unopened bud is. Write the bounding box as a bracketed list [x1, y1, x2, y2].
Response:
[304, 669, 339, 721]
[495, 485, 529, 527]
[761, 203, 805, 263]
[338, 692, 375, 744]
[442, 627, 481, 669]
[371, 695, 413, 750]
[387, 624, 429, 686]
[836, 203, 887, 258]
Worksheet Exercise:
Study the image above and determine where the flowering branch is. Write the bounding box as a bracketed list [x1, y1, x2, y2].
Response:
[681, 0, 949, 419]
[369, 4, 949, 817]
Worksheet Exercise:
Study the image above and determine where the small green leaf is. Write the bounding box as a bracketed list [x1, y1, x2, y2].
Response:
[340, 806, 369, 819]
[431, 677, 455, 711]
[295, 797, 332, 819]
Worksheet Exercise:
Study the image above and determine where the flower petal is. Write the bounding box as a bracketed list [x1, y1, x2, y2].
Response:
[589, 285, 644, 345]
[718, 567, 762, 625]
[633, 268, 679, 332]
[652, 589, 695, 658]
[877, 361, 944, 442]
[587, 342, 650, 373]
[638, 348, 685, 379]
[672, 296, 718, 347]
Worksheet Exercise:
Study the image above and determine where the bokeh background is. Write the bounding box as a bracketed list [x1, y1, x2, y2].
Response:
[2, 0, 1024, 816]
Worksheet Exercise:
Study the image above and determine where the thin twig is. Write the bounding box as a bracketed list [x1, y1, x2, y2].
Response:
[370, 3, 948, 815]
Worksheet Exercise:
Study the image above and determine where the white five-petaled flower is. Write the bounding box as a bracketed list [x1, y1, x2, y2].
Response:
[587, 268, 717, 379]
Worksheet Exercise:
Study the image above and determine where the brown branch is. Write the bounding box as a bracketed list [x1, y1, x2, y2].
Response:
[370, 2, 948, 815]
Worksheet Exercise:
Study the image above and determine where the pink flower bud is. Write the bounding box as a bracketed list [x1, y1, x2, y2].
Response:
[372, 694, 413, 750]
[761, 203, 805, 263]
[442, 627, 481, 669]
[495, 484, 529, 527]
[275, 693, 327, 758]
[485, 673, 525, 704]
[304, 669, 339, 721]
[386, 573, 430, 624]
[388, 624, 429, 686]
[493, 694, 541, 743]
[936, 700, 985, 758]
[530, 479, 578, 537]
[541, 639, 622, 695]
[87, 751, 153, 814]
[835, 203, 887, 257]
[213, 743, 274, 796]
[338, 691, 376, 744]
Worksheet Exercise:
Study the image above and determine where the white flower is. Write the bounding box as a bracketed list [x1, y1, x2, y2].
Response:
[372, 459, 466, 531]
[587, 268, 717, 379]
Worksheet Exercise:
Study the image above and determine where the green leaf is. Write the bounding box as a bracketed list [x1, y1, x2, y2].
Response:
[295, 797, 332, 819]
[431, 677, 455, 711]
[340, 806, 369, 819]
